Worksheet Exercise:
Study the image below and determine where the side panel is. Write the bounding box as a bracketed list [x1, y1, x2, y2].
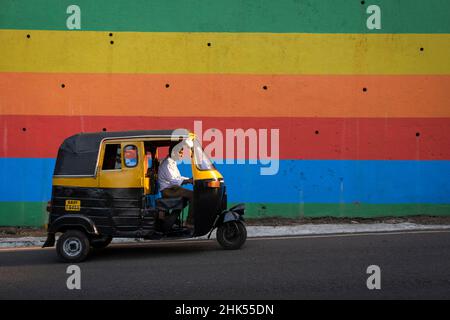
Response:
[50, 186, 144, 235]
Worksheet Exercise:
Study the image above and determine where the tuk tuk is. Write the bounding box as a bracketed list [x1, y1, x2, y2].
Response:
[43, 129, 246, 262]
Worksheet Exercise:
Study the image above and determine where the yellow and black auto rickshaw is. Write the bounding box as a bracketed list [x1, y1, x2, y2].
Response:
[43, 129, 246, 262]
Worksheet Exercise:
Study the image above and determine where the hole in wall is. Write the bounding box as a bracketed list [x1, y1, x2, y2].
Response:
[315, 130, 319, 135]
[363, 87, 367, 92]
[361, 1, 365, 4]
[165, 83, 170, 88]
[416, 132, 420, 137]
[103, 128, 107, 132]
[207, 42, 211, 47]
[420, 47, 424, 51]
[109, 33, 113, 37]
[61, 84, 65, 88]
[22, 127, 27, 132]
[263, 85, 268, 90]
[110, 40, 114, 45]
[26, 34, 31, 39]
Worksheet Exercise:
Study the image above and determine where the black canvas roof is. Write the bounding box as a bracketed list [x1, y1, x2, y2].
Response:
[54, 129, 190, 176]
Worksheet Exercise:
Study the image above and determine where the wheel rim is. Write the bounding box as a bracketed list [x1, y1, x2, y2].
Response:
[223, 222, 240, 243]
[63, 237, 82, 257]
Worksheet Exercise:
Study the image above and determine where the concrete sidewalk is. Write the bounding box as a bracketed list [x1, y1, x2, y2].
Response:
[1, 222, 450, 248]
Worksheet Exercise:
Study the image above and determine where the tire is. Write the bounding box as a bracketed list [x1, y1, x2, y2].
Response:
[90, 236, 112, 249]
[217, 221, 247, 250]
[56, 230, 90, 263]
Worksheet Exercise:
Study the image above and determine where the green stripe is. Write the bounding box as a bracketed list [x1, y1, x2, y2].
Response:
[1, 0, 449, 33]
[233, 203, 450, 219]
[0, 202, 48, 227]
[1, 202, 450, 227]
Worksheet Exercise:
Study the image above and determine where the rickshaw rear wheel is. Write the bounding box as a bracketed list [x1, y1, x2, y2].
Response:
[90, 235, 113, 249]
[217, 221, 247, 250]
[56, 229, 90, 262]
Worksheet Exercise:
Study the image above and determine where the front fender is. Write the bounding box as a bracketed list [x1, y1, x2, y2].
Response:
[207, 204, 245, 239]
[223, 211, 243, 223]
[221, 203, 245, 224]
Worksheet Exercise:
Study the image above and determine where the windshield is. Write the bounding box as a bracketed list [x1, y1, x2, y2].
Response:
[193, 139, 215, 171]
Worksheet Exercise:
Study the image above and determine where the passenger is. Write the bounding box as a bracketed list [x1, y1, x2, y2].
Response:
[158, 144, 194, 228]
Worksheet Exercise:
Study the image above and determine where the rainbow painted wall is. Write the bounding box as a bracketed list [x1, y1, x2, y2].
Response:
[1, 0, 450, 227]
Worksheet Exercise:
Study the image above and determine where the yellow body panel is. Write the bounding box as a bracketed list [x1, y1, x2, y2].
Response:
[53, 176, 98, 187]
[98, 141, 144, 189]
[143, 155, 150, 195]
[192, 165, 223, 181]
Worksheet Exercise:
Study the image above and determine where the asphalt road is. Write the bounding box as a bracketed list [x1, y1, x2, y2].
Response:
[1, 230, 450, 299]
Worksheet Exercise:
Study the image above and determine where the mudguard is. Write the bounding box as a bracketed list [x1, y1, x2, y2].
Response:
[42, 215, 98, 247]
[207, 203, 245, 239]
[227, 203, 245, 216]
[223, 211, 241, 223]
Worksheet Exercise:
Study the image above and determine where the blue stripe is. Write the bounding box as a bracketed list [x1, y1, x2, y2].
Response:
[1, 158, 450, 204]
[0, 158, 54, 202]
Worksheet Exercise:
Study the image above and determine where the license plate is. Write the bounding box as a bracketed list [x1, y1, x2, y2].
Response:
[65, 199, 81, 211]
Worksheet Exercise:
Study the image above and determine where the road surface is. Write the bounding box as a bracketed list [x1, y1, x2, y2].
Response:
[1, 230, 450, 299]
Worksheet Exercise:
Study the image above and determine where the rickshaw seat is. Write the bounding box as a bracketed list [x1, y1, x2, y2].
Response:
[156, 197, 186, 232]
[156, 197, 185, 212]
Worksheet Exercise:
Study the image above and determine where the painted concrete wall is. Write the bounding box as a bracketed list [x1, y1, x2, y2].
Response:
[1, 0, 450, 226]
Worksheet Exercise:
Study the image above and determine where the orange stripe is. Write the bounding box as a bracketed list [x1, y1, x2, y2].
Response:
[1, 73, 449, 117]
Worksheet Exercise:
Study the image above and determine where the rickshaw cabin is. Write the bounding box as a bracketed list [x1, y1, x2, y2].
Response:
[50, 130, 193, 236]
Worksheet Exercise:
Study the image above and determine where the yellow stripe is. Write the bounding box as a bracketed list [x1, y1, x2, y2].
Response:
[1, 30, 449, 75]
[52, 177, 98, 188]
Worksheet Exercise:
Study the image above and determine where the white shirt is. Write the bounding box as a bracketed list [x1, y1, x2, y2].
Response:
[158, 156, 189, 191]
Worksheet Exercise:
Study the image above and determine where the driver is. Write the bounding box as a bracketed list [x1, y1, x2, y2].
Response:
[158, 144, 194, 228]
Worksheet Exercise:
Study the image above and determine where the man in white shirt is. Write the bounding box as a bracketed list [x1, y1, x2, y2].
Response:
[158, 144, 194, 227]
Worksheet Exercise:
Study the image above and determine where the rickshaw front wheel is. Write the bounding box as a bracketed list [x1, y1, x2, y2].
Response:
[56, 229, 90, 262]
[217, 221, 247, 250]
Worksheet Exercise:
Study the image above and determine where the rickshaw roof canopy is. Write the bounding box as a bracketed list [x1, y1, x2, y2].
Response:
[54, 129, 190, 176]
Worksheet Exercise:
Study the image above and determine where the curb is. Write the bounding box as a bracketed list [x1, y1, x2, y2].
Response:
[1, 223, 450, 248]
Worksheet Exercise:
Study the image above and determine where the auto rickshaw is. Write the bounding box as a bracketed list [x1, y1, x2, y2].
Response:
[43, 129, 246, 262]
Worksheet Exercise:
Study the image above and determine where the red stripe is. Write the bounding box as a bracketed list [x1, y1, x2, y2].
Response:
[1, 115, 450, 160]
